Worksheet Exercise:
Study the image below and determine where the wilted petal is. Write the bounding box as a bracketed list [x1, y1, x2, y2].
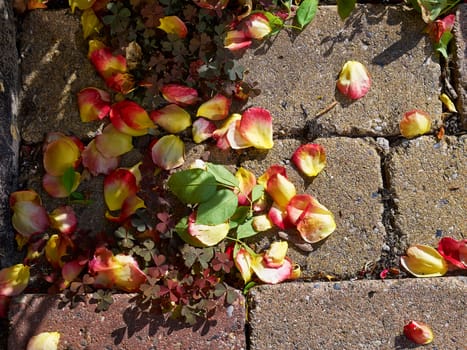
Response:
[439, 93, 457, 113]
[70, 0, 95, 12]
[337, 60, 371, 100]
[251, 255, 293, 284]
[399, 110, 431, 138]
[110, 100, 154, 136]
[235, 167, 256, 205]
[224, 29, 252, 51]
[292, 143, 326, 177]
[234, 247, 253, 283]
[238, 107, 273, 149]
[105, 72, 135, 94]
[77, 87, 110, 122]
[427, 14, 455, 42]
[266, 173, 296, 209]
[404, 320, 434, 345]
[45, 234, 74, 268]
[257, 164, 287, 187]
[95, 124, 133, 158]
[252, 214, 273, 232]
[49, 206, 77, 234]
[437, 237, 467, 269]
[43, 135, 81, 177]
[42, 172, 81, 198]
[196, 94, 231, 120]
[10, 190, 49, 238]
[27, 332, 60, 350]
[243, 13, 271, 39]
[82, 139, 119, 176]
[263, 241, 288, 268]
[158, 16, 188, 38]
[81, 8, 102, 39]
[89, 247, 147, 292]
[160, 84, 198, 106]
[150, 135, 185, 170]
[150, 104, 192, 133]
[192, 118, 216, 143]
[401, 244, 448, 277]
[295, 196, 336, 243]
[0, 264, 30, 296]
[267, 203, 289, 230]
[104, 168, 138, 211]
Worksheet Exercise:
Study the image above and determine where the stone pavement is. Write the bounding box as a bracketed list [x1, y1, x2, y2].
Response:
[0, 2, 466, 349]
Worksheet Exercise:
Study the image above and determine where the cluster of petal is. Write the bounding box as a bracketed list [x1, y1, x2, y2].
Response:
[77, 87, 110, 122]
[224, 13, 272, 51]
[43, 133, 82, 177]
[292, 143, 326, 177]
[196, 94, 231, 120]
[0, 264, 30, 297]
[150, 104, 192, 133]
[158, 16, 188, 38]
[234, 241, 299, 284]
[427, 14, 455, 43]
[403, 320, 434, 345]
[27, 332, 61, 350]
[399, 110, 431, 138]
[151, 135, 185, 170]
[160, 84, 198, 106]
[110, 100, 154, 136]
[89, 247, 147, 292]
[437, 237, 467, 269]
[400, 244, 448, 277]
[45, 234, 74, 268]
[10, 190, 50, 238]
[336, 60, 371, 100]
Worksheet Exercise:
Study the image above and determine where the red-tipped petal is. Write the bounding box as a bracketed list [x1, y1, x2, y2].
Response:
[10, 191, 50, 238]
[238, 107, 274, 149]
[437, 237, 467, 269]
[95, 124, 133, 158]
[196, 94, 231, 120]
[89, 47, 127, 79]
[403, 320, 434, 345]
[399, 110, 431, 138]
[158, 16, 188, 38]
[110, 100, 154, 136]
[224, 30, 252, 51]
[292, 143, 326, 177]
[192, 118, 216, 143]
[235, 167, 256, 206]
[295, 198, 336, 243]
[160, 84, 198, 106]
[105, 194, 146, 223]
[257, 164, 287, 187]
[242, 13, 271, 39]
[104, 168, 138, 211]
[82, 139, 119, 176]
[251, 255, 293, 284]
[77, 87, 110, 122]
[337, 60, 371, 100]
[266, 173, 296, 209]
[150, 104, 192, 133]
[234, 247, 253, 283]
[150, 135, 185, 170]
[0, 264, 30, 296]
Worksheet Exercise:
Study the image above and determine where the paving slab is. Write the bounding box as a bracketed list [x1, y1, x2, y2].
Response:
[453, 4, 466, 129]
[386, 135, 466, 251]
[242, 137, 386, 278]
[18, 9, 107, 144]
[239, 5, 442, 138]
[8, 292, 246, 350]
[248, 277, 466, 350]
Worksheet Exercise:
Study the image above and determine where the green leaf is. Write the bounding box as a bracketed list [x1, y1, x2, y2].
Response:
[251, 185, 264, 203]
[296, 0, 318, 29]
[236, 219, 257, 240]
[229, 206, 251, 229]
[337, 0, 356, 20]
[206, 163, 239, 188]
[62, 167, 77, 195]
[243, 281, 256, 294]
[263, 11, 284, 36]
[435, 31, 453, 59]
[168, 169, 217, 204]
[196, 189, 238, 225]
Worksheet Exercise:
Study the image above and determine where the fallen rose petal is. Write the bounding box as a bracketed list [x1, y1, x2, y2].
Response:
[267, 203, 289, 230]
[235, 167, 256, 205]
[105, 194, 146, 223]
[337, 60, 371, 100]
[151, 135, 185, 170]
[257, 164, 287, 187]
[0, 264, 30, 296]
[89, 46, 127, 80]
[399, 109, 431, 138]
[251, 255, 293, 284]
[110, 100, 154, 136]
[266, 173, 296, 209]
[292, 143, 326, 177]
[439, 93, 457, 113]
[404, 320, 434, 345]
[150, 104, 192, 133]
[10, 190, 50, 238]
[160, 84, 198, 106]
[95, 124, 133, 158]
[226, 119, 253, 149]
[437, 237, 467, 269]
[192, 118, 216, 143]
[252, 214, 273, 232]
[427, 14, 455, 43]
[234, 247, 253, 283]
[70, 0, 95, 12]
[45, 234, 74, 268]
[263, 241, 288, 268]
[77, 87, 110, 122]
[238, 107, 274, 149]
[43, 135, 81, 177]
[196, 94, 231, 120]
[212, 113, 242, 150]
[42, 171, 81, 198]
[401, 244, 448, 277]
[27, 332, 60, 350]
[62, 260, 86, 288]
[82, 139, 119, 176]
[81, 8, 102, 39]
[49, 206, 77, 234]
[186, 212, 230, 247]
[242, 13, 271, 39]
[105, 72, 135, 94]
[295, 198, 336, 243]
[158, 16, 188, 38]
[224, 29, 252, 51]
[104, 168, 138, 211]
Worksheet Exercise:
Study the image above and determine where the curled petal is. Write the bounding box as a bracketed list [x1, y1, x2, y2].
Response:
[251, 255, 293, 284]
[160, 84, 198, 106]
[226, 119, 252, 149]
[243, 13, 271, 39]
[77, 87, 110, 122]
[0, 264, 30, 296]
[158, 16, 188, 38]
[295, 197, 336, 243]
[45, 234, 74, 268]
[337, 60, 371, 100]
[224, 30, 252, 51]
[105, 72, 135, 94]
[238, 107, 274, 149]
[89, 47, 127, 80]
[399, 110, 432, 138]
[404, 321, 434, 345]
[192, 118, 216, 143]
[267, 203, 289, 230]
[257, 164, 287, 187]
[81, 8, 102, 39]
[49, 206, 77, 234]
[150, 104, 192, 133]
[401, 244, 448, 277]
[82, 139, 119, 176]
[196, 94, 231, 120]
[292, 143, 326, 177]
[150, 135, 185, 170]
[212, 113, 242, 150]
[427, 14, 455, 42]
[95, 124, 133, 158]
[43, 136, 81, 177]
[235, 167, 256, 205]
[266, 173, 296, 209]
[110, 100, 154, 136]
[62, 260, 86, 288]
[10, 191, 50, 238]
[27, 332, 60, 350]
[105, 194, 146, 223]
[104, 168, 138, 211]
[42, 172, 81, 198]
[437, 237, 467, 269]
[252, 214, 273, 232]
[263, 241, 288, 268]
[234, 247, 253, 283]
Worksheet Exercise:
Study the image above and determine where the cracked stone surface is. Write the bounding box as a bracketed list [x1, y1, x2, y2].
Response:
[239, 5, 442, 139]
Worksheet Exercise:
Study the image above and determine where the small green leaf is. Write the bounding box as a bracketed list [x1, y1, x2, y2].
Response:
[243, 281, 256, 294]
[337, 0, 356, 20]
[196, 189, 238, 225]
[62, 167, 77, 195]
[236, 219, 257, 240]
[296, 0, 318, 29]
[206, 163, 239, 188]
[251, 184, 264, 203]
[168, 169, 217, 204]
[435, 31, 453, 59]
[229, 206, 251, 229]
